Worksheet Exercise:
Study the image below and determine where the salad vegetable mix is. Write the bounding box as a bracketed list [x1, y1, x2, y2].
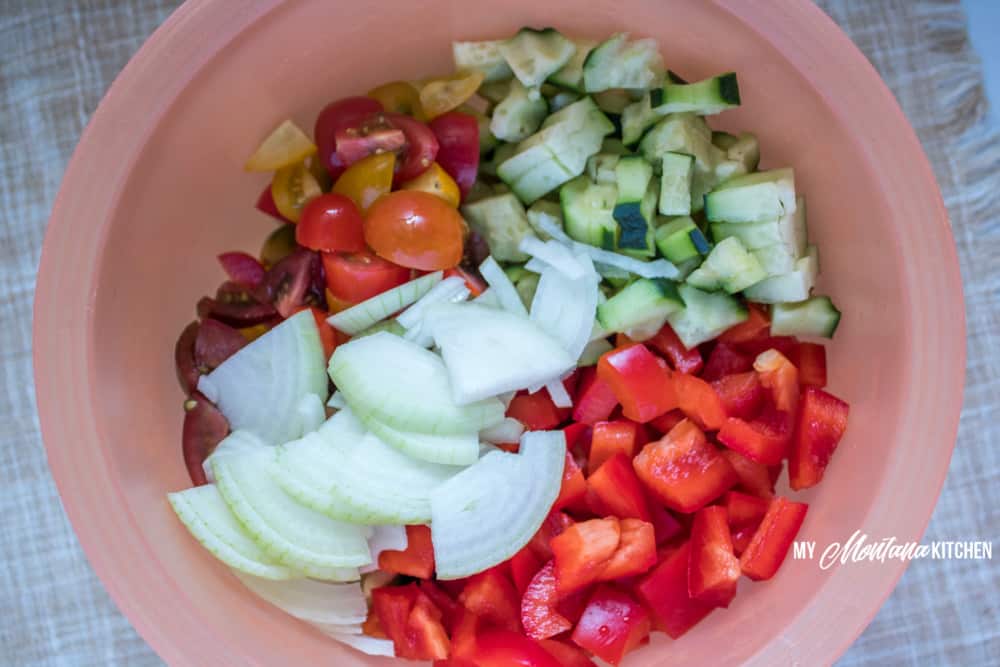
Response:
[170, 28, 849, 664]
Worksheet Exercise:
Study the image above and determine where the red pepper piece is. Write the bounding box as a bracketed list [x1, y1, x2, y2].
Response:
[719, 449, 775, 498]
[588, 420, 639, 473]
[571, 585, 651, 666]
[646, 322, 703, 374]
[737, 334, 799, 359]
[673, 372, 727, 430]
[378, 525, 435, 578]
[588, 453, 652, 521]
[711, 371, 765, 420]
[718, 302, 770, 344]
[551, 517, 621, 594]
[730, 523, 757, 557]
[788, 387, 850, 490]
[598, 518, 657, 581]
[418, 580, 462, 632]
[448, 607, 480, 661]
[372, 584, 450, 660]
[701, 342, 754, 382]
[634, 541, 715, 638]
[648, 408, 685, 435]
[528, 511, 575, 562]
[537, 639, 597, 667]
[796, 342, 828, 388]
[553, 451, 588, 512]
[633, 419, 737, 513]
[468, 629, 562, 667]
[724, 490, 771, 527]
[754, 349, 800, 413]
[688, 506, 740, 608]
[647, 498, 685, 545]
[597, 344, 677, 423]
[521, 560, 572, 640]
[507, 390, 566, 430]
[739, 496, 809, 580]
[459, 566, 521, 632]
[717, 417, 788, 465]
[510, 546, 545, 596]
[563, 422, 591, 451]
[572, 366, 620, 425]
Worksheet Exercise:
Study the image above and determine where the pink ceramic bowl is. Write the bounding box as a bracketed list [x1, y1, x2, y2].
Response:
[35, 1, 965, 665]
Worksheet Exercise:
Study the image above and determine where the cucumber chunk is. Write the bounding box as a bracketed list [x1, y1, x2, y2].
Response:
[461, 193, 535, 262]
[704, 168, 796, 223]
[499, 28, 577, 88]
[582, 33, 664, 92]
[453, 40, 514, 83]
[596, 277, 683, 332]
[666, 284, 748, 349]
[490, 79, 548, 142]
[649, 72, 740, 115]
[770, 295, 841, 338]
[743, 245, 819, 303]
[613, 156, 654, 250]
[685, 236, 767, 293]
[586, 153, 621, 185]
[549, 38, 597, 91]
[654, 215, 703, 263]
[561, 174, 619, 249]
[659, 151, 694, 215]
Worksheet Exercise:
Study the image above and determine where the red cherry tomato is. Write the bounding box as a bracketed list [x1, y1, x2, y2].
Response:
[384, 112, 439, 183]
[321, 250, 411, 304]
[314, 97, 384, 178]
[295, 193, 366, 252]
[429, 111, 480, 199]
[364, 191, 465, 271]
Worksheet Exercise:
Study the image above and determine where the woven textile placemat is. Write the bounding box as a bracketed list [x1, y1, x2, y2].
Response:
[1, 0, 997, 664]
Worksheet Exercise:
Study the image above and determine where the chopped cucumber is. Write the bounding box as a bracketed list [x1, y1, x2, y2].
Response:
[753, 242, 798, 276]
[685, 236, 767, 293]
[601, 137, 628, 155]
[638, 113, 724, 211]
[771, 295, 841, 338]
[549, 39, 597, 91]
[328, 332, 506, 435]
[586, 153, 621, 184]
[709, 197, 807, 254]
[461, 193, 535, 262]
[743, 245, 819, 303]
[593, 89, 633, 115]
[525, 199, 565, 240]
[722, 132, 760, 173]
[478, 79, 512, 104]
[704, 168, 796, 223]
[649, 72, 740, 115]
[548, 90, 581, 112]
[561, 174, 618, 249]
[666, 284, 748, 348]
[659, 152, 694, 215]
[712, 131, 739, 150]
[596, 277, 683, 332]
[490, 79, 548, 142]
[582, 33, 664, 92]
[515, 272, 540, 308]
[453, 40, 514, 82]
[168, 485, 297, 581]
[613, 156, 654, 250]
[461, 107, 498, 154]
[499, 28, 577, 87]
[655, 216, 704, 264]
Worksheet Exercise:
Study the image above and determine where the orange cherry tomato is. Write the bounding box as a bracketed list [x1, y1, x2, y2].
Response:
[364, 191, 465, 271]
[332, 152, 395, 211]
[400, 162, 461, 207]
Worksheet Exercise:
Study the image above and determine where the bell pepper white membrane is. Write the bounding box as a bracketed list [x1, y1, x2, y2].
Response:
[431, 430, 566, 579]
[197, 311, 328, 445]
[327, 271, 443, 335]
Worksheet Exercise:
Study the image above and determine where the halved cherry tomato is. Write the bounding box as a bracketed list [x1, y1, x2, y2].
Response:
[444, 266, 486, 296]
[385, 112, 439, 183]
[255, 184, 291, 223]
[368, 81, 425, 119]
[332, 152, 395, 211]
[334, 113, 407, 166]
[314, 96, 384, 178]
[322, 250, 411, 303]
[244, 119, 316, 172]
[259, 224, 297, 267]
[271, 160, 322, 222]
[419, 70, 486, 119]
[295, 193, 366, 252]
[401, 162, 461, 207]
[182, 392, 228, 486]
[429, 112, 480, 199]
[364, 191, 464, 270]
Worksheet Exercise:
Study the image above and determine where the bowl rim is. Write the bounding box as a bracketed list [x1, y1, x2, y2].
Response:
[34, 0, 966, 665]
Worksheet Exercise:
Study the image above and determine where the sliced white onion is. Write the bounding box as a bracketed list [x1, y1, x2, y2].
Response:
[479, 256, 528, 317]
[296, 393, 327, 436]
[498, 391, 517, 409]
[524, 258, 549, 274]
[480, 417, 525, 444]
[326, 391, 348, 409]
[202, 430, 268, 484]
[545, 380, 573, 408]
[529, 256, 601, 363]
[472, 287, 501, 308]
[396, 276, 467, 329]
[360, 524, 409, 574]
[231, 570, 368, 625]
[328, 271, 442, 335]
[309, 624, 396, 657]
[518, 236, 587, 279]
[594, 261, 631, 281]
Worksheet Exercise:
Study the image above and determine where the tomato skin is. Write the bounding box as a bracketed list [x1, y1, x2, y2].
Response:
[314, 96, 384, 178]
[385, 112, 439, 183]
[428, 112, 480, 199]
[321, 250, 411, 304]
[295, 193, 366, 252]
[364, 191, 464, 271]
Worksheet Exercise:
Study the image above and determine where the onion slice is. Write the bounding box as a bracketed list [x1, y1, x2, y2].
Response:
[231, 571, 368, 625]
[479, 256, 528, 317]
[327, 271, 442, 335]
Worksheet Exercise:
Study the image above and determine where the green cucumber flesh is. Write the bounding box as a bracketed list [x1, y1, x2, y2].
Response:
[666, 284, 748, 348]
[596, 277, 683, 332]
[770, 295, 841, 338]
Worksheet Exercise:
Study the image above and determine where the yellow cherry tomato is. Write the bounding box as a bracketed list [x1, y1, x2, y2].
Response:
[419, 70, 486, 119]
[368, 81, 426, 120]
[271, 160, 322, 222]
[244, 119, 316, 172]
[332, 151, 396, 211]
[400, 162, 461, 208]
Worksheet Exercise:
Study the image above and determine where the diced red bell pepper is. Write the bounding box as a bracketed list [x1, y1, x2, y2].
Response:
[537, 639, 597, 667]
[597, 345, 677, 423]
[459, 567, 521, 632]
[687, 506, 740, 608]
[634, 541, 715, 638]
[796, 342, 828, 388]
[588, 420, 639, 473]
[740, 496, 809, 580]
[730, 524, 757, 557]
[737, 334, 799, 359]
[372, 584, 450, 660]
[588, 453, 652, 521]
[648, 408, 685, 435]
[717, 417, 788, 465]
[507, 390, 566, 431]
[711, 371, 765, 420]
[555, 586, 593, 626]
[724, 490, 771, 528]
[551, 517, 621, 594]
[378, 525, 435, 578]
[469, 629, 562, 667]
[563, 422, 591, 451]
[599, 518, 657, 581]
[647, 498, 685, 545]
[754, 349, 800, 413]
[362, 605, 387, 638]
[510, 546, 545, 596]
[553, 451, 588, 511]
[646, 322, 703, 375]
[571, 585, 651, 666]
[673, 372, 727, 430]
[720, 449, 775, 498]
[769, 462, 784, 485]
[573, 366, 620, 425]
[521, 560, 572, 640]
[418, 580, 462, 632]
[788, 387, 850, 490]
[448, 607, 480, 661]
[633, 419, 737, 513]
[528, 511, 575, 562]
[718, 302, 770, 344]
[701, 342, 754, 382]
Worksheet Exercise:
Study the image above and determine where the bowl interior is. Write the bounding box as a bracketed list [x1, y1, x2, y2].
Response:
[39, 0, 962, 665]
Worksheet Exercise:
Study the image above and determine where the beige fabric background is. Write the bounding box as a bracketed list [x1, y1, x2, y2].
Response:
[1, 0, 997, 664]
